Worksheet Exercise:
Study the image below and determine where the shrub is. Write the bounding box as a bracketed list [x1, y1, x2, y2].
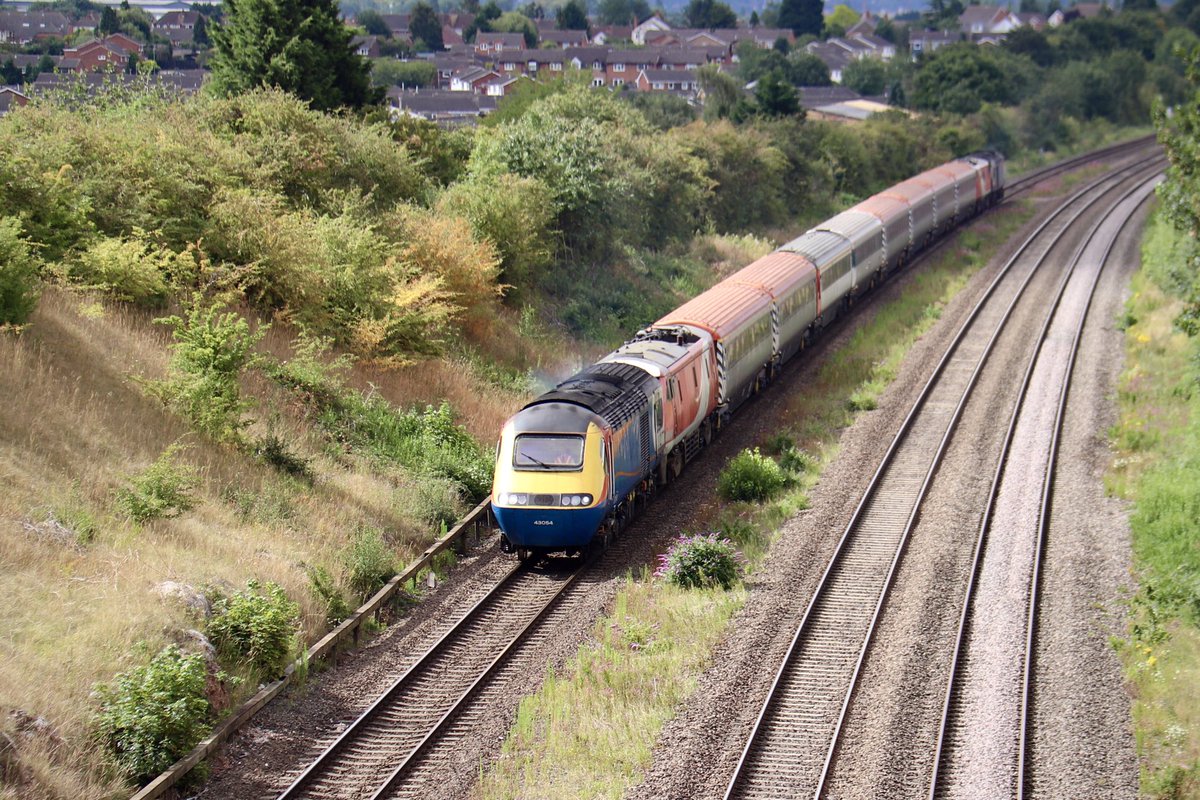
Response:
[779, 446, 817, 475]
[149, 299, 264, 443]
[717, 448, 789, 503]
[114, 445, 200, 523]
[207, 580, 300, 677]
[342, 527, 397, 601]
[252, 431, 311, 479]
[0, 216, 41, 327]
[92, 645, 210, 783]
[70, 233, 191, 306]
[306, 565, 352, 626]
[654, 533, 743, 590]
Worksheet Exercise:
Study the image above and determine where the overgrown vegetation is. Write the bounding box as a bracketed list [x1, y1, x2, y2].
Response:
[654, 533, 743, 590]
[0, 216, 41, 327]
[716, 448, 790, 503]
[113, 445, 200, 523]
[92, 645, 210, 783]
[207, 580, 301, 678]
[1111, 212, 1200, 799]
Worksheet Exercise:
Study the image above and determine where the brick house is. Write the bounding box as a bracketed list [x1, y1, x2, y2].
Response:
[0, 11, 71, 44]
[634, 67, 699, 93]
[475, 32, 526, 55]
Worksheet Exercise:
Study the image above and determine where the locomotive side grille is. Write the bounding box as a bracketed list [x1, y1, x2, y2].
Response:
[639, 410, 653, 465]
[715, 340, 728, 405]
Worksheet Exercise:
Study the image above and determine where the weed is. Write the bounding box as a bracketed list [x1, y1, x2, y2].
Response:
[91, 645, 210, 783]
[0, 216, 41, 327]
[113, 445, 199, 524]
[252, 431, 311, 480]
[654, 533, 743, 590]
[207, 580, 300, 679]
[343, 527, 397, 601]
[717, 448, 789, 503]
[779, 446, 817, 475]
[306, 565, 352, 626]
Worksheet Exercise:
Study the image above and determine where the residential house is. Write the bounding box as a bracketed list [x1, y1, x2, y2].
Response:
[62, 38, 132, 72]
[386, 87, 497, 125]
[379, 14, 410, 38]
[806, 40, 855, 83]
[30, 69, 204, 97]
[729, 27, 795, 49]
[475, 32, 526, 55]
[1016, 12, 1048, 29]
[103, 33, 142, 55]
[909, 30, 958, 58]
[0, 11, 71, 44]
[442, 24, 465, 47]
[154, 11, 199, 33]
[540, 29, 590, 48]
[634, 67, 699, 94]
[431, 50, 479, 89]
[494, 48, 568, 77]
[605, 48, 659, 85]
[845, 14, 878, 37]
[631, 15, 671, 45]
[848, 32, 895, 61]
[958, 5, 1020, 38]
[591, 25, 633, 45]
[484, 74, 524, 96]
[73, 12, 101, 33]
[449, 65, 501, 92]
[0, 86, 29, 116]
[352, 35, 382, 58]
[658, 48, 714, 71]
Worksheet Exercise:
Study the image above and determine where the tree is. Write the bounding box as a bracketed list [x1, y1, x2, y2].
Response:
[371, 58, 436, 87]
[410, 2, 444, 50]
[492, 11, 538, 47]
[754, 69, 800, 116]
[824, 3, 859, 36]
[0, 58, 21, 85]
[1002, 26, 1054, 66]
[1123, 0, 1156, 10]
[842, 56, 886, 94]
[557, 0, 589, 30]
[788, 50, 831, 85]
[598, 0, 652, 25]
[911, 43, 1030, 113]
[193, 14, 209, 46]
[698, 63, 749, 120]
[750, 9, 760, 26]
[779, 0, 822, 37]
[685, 0, 737, 29]
[99, 5, 118, 34]
[357, 9, 391, 37]
[208, 0, 379, 111]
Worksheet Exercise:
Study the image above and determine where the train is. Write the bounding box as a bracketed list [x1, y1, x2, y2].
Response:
[490, 151, 1007, 560]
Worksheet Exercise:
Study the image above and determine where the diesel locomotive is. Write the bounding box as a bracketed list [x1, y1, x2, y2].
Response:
[491, 151, 1006, 559]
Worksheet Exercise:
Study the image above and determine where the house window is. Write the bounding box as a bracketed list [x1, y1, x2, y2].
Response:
[613, 78, 624, 86]
[613, 63, 625, 72]
[592, 77, 605, 86]
[504, 62, 516, 70]
[592, 61, 602, 69]
[667, 82, 676, 89]
[653, 81, 663, 89]
[529, 61, 538, 70]
[550, 62, 562, 70]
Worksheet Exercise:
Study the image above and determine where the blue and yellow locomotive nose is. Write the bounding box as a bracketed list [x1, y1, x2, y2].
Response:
[491, 412, 609, 551]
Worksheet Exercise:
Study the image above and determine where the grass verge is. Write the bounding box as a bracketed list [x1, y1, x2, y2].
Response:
[475, 201, 1033, 799]
[1108, 209, 1200, 799]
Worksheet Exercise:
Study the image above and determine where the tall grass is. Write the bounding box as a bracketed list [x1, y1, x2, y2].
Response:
[1110, 210, 1200, 798]
[477, 202, 1032, 799]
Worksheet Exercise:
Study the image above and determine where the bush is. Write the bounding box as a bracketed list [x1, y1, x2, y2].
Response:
[114, 445, 200, 523]
[252, 431, 311, 479]
[92, 645, 210, 783]
[717, 448, 789, 502]
[207, 580, 300, 677]
[779, 446, 817, 475]
[307, 565, 352, 626]
[342, 527, 397, 601]
[149, 299, 264, 443]
[70, 232, 194, 306]
[654, 533, 743, 590]
[0, 216, 41, 327]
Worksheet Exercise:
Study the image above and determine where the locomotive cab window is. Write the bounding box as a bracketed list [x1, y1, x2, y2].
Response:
[513, 434, 585, 470]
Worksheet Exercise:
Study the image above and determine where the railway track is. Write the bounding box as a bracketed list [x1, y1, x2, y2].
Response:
[722, 148, 1164, 800]
[926, 167, 1163, 800]
[275, 558, 583, 800]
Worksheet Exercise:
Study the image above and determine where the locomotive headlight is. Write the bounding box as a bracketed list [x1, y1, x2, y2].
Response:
[582, 494, 592, 505]
[504, 493, 528, 505]
[571, 495, 582, 506]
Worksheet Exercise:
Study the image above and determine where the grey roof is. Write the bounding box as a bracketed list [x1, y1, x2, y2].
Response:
[0, 87, 29, 115]
[798, 85, 861, 109]
[31, 69, 205, 94]
[476, 32, 526, 48]
[640, 68, 698, 83]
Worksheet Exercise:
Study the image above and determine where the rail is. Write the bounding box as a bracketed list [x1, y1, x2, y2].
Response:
[129, 499, 495, 800]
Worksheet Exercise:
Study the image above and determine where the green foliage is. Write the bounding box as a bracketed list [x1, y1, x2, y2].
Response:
[717, 448, 789, 502]
[436, 173, 556, 289]
[913, 44, 1037, 113]
[69, 232, 197, 306]
[621, 91, 698, 130]
[150, 300, 264, 442]
[92, 645, 210, 783]
[307, 564, 353, 625]
[788, 51, 832, 86]
[654, 533, 743, 590]
[1156, 45, 1200, 333]
[684, 0, 737, 29]
[754, 70, 801, 117]
[410, 1, 444, 50]
[842, 57, 888, 96]
[114, 445, 200, 523]
[207, 0, 379, 110]
[207, 580, 300, 677]
[779, 445, 816, 475]
[0, 216, 41, 327]
[556, 0, 589, 30]
[252, 431, 312, 479]
[357, 8, 391, 36]
[779, 0, 823, 36]
[597, 0, 650, 25]
[371, 58, 437, 88]
[342, 527, 397, 600]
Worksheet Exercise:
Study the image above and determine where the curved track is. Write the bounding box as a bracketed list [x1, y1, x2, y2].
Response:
[723, 150, 1163, 800]
[926, 169, 1163, 800]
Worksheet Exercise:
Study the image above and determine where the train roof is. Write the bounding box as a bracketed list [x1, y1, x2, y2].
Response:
[602, 335, 699, 377]
[780, 229, 851, 269]
[655, 281, 771, 340]
[727, 251, 816, 297]
[932, 161, 975, 180]
[816, 209, 882, 244]
[852, 193, 910, 218]
[525, 360, 655, 429]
